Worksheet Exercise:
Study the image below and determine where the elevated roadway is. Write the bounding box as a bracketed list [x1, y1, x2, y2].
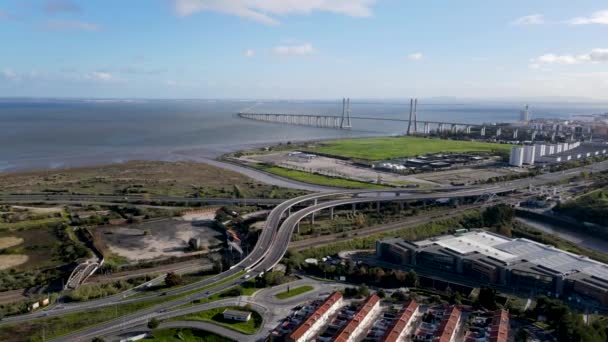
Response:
[5, 160, 607, 340]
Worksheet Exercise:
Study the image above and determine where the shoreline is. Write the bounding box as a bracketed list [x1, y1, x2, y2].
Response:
[0, 133, 388, 175]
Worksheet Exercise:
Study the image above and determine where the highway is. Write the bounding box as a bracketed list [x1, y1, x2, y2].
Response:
[3, 160, 607, 341]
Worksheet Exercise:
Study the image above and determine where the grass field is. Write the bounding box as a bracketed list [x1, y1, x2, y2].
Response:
[0, 160, 305, 199]
[261, 166, 391, 189]
[274, 285, 314, 299]
[307, 136, 511, 161]
[169, 306, 262, 335]
[148, 328, 234, 341]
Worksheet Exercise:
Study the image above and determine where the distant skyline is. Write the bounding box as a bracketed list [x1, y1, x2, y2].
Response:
[1, 0, 608, 100]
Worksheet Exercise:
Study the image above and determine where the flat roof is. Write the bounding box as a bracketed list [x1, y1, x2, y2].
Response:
[387, 230, 608, 284]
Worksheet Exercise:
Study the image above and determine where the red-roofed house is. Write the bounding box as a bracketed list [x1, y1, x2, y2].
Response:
[383, 300, 420, 342]
[433, 306, 462, 342]
[335, 294, 381, 342]
[287, 291, 343, 342]
[489, 309, 509, 342]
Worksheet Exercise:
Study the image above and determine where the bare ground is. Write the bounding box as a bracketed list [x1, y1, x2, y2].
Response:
[97, 219, 224, 261]
[0, 255, 29, 270]
[0, 237, 24, 249]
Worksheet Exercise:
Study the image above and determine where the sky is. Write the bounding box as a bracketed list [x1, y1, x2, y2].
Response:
[1, 0, 608, 100]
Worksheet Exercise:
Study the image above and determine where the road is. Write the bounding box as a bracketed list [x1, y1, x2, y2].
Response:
[4, 160, 607, 341]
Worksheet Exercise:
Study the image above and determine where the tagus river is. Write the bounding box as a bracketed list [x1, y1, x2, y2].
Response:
[0, 98, 605, 172]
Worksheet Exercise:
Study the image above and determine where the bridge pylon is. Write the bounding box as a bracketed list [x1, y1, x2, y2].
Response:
[340, 98, 352, 129]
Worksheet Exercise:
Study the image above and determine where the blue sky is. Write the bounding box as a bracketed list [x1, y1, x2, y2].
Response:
[1, 0, 607, 99]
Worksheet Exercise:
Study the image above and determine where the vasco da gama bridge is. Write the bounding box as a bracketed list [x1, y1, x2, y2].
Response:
[237, 98, 498, 137]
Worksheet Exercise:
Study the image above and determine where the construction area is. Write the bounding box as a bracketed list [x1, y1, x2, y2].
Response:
[95, 216, 224, 262]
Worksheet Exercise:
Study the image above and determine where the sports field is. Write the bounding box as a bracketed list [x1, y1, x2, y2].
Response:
[307, 136, 510, 161]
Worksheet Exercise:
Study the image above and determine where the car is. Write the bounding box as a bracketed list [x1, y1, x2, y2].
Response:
[161, 292, 167, 296]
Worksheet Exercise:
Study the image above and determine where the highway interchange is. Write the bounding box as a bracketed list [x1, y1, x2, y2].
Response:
[1, 160, 607, 341]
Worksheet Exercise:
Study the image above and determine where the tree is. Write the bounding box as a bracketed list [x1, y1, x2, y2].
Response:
[376, 288, 386, 298]
[357, 284, 370, 297]
[391, 290, 406, 302]
[147, 318, 160, 329]
[482, 204, 514, 228]
[164, 272, 182, 287]
[404, 270, 418, 288]
[476, 287, 497, 310]
[92, 338, 106, 342]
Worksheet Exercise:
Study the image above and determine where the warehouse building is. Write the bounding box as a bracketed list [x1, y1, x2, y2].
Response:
[376, 231, 608, 305]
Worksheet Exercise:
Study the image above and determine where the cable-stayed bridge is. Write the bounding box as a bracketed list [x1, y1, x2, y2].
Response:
[237, 98, 496, 136]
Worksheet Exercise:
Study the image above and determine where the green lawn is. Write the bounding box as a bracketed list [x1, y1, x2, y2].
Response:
[0, 217, 65, 231]
[307, 136, 511, 161]
[147, 328, 233, 341]
[274, 285, 314, 299]
[261, 166, 391, 189]
[169, 306, 262, 335]
[0, 271, 246, 342]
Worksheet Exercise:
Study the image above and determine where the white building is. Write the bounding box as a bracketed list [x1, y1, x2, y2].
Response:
[520, 105, 530, 122]
[509, 146, 524, 167]
[523, 145, 536, 165]
[534, 144, 546, 158]
[223, 309, 252, 322]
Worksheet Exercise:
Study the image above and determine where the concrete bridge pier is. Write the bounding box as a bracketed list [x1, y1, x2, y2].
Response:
[424, 122, 430, 135]
[310, 198, 317, 224]
[513, 128, 518, 139]
[451, 124, 457, 133]
[330, 207, 334, 220]
[465, 126, 471, 134]
[352, 203, 356, 215]
[439, 123, 445, 132]
[480, 126, 486, 137]
[496, 127, 502, 137]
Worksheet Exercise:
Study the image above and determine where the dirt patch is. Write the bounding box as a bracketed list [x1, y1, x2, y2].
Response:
[97, 219, 224, 261]
[11, 206, 63, 214]
[0, 237, 24, 249]
[0, 255, 29, 270]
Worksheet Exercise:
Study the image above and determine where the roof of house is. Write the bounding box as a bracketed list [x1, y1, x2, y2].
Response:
[434, 306, 462, 342]
[489, 309, 510, 342]
[335, 295, 380, 342]
[383, 300, 419, 342]
[288, 291, 343, 341]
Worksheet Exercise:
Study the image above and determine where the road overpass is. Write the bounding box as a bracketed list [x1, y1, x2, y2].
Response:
[5, 160, 607, 341]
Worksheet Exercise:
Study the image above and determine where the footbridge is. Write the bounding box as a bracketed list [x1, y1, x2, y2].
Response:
[65, 258, 104, 290]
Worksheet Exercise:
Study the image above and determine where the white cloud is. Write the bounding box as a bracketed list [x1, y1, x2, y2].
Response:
[568, 9, 608, 25]
[272, 43, 315, 56]
[511, 14, 545, 26]
[44, 20, 100, 32]
[86, 72, 113, 81]
[407, 52, 423, 61]
[243, 49, 255, 58]
[171, 0, 375, 25]
[531, 48, 608, 67]
[0, 69, 19, 81]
